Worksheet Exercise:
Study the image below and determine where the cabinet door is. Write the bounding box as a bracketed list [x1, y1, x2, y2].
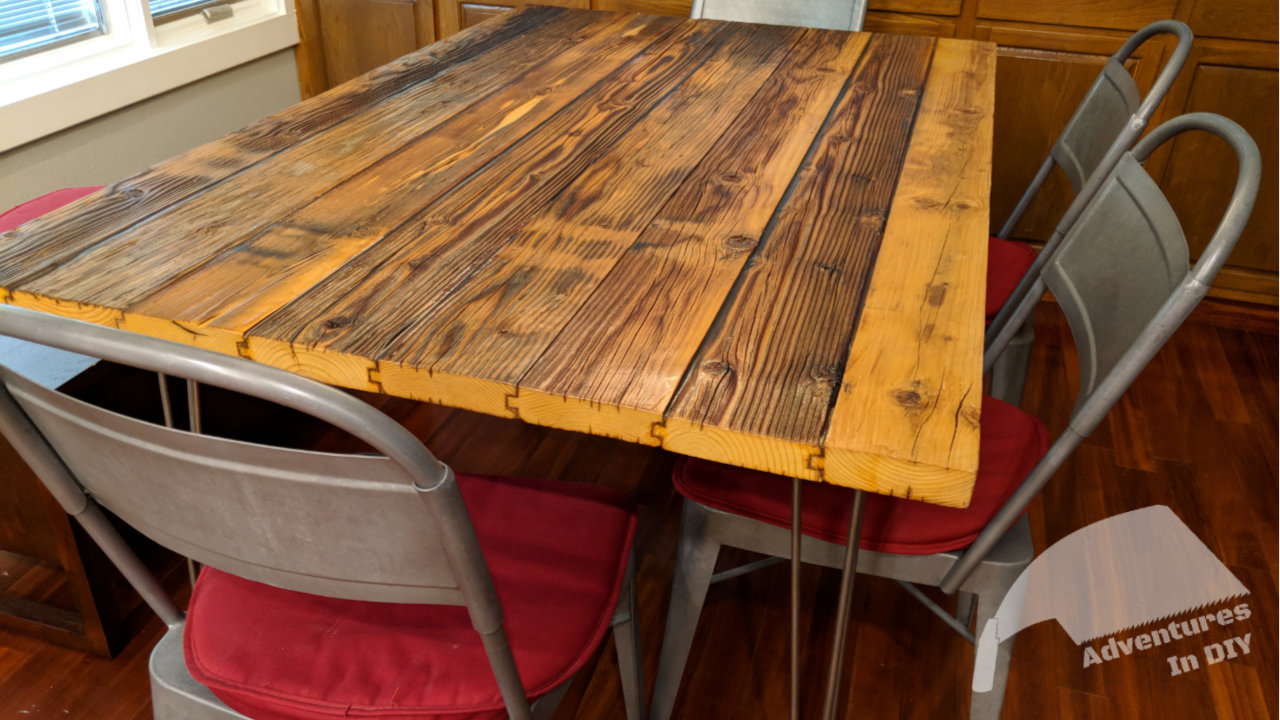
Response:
[436, 0, 589, 37]
[594, 0, 690, 14]
[1185, 0, 1278, 43]
[975, 24, 1166, 242]
[976, 0, 1177, 32]
[1156, 42, 1278, 303]
[295, 0, 435, 95]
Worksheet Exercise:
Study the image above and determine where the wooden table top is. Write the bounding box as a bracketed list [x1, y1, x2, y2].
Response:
[0, 7, 994, 507]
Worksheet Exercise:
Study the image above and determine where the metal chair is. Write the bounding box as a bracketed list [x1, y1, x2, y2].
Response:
[986, 19, 1192, 407]
[691, 0, 867, 32]
[651, 112, 1260, 720]
[0, 307, 646, 720]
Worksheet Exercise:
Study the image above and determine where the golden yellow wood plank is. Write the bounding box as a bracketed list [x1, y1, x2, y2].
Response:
[517, 30, 873, 445]
[822, 37, 994, 507]
[2, 291, 244, 358]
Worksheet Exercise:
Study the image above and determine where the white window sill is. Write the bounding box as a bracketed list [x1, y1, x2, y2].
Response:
[0, 0, 299, 154]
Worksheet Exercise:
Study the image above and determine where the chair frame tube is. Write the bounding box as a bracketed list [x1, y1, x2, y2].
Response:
[986, 20, 1193, 350]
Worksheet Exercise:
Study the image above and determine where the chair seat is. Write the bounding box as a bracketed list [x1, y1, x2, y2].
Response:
[184, 473, 636, 720]
[986, 237, 1037, 320]
[672, 395, 1048, 555]
[0, 187, 102, 232]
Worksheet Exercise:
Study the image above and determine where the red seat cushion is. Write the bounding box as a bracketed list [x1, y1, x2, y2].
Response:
[0, 187, 102, 232]
[672, 395, 1048, 555]
[184, 473, 636, 720]
[986, 236, 1037, 320]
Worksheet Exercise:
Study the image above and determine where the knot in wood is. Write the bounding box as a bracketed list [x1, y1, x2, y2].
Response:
[701, 359, 732, 376]
[724, 235, 755, 252]
[815, 261, 841, 276]
[925, 283, 948, 307]
[893, 389, 926, 408]
[828, 133, 850, 144]
[322, 316, 351, 331]
[719, 172, 744, 184]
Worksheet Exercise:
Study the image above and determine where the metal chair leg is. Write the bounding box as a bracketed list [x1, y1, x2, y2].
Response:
[988, 316, 1034, 407]
[790, 478, 802, 720]
[955, 590, 977, 628]
[651, 501, 723, 720]
[969, 591, 1014, 720]
[611, 553, 645, 720]
[820, 490, 865, 720]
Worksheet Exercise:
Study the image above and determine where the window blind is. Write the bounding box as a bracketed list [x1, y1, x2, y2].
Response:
[0, 0, 104, 60]
[148, 0, 223, 20]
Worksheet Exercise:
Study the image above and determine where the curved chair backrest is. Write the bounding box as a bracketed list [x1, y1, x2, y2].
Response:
[987, 20, 1193, 344]
[691, 0, 867, 31]
[948, 113, 1261, 594]
[0, 307, 529, 712]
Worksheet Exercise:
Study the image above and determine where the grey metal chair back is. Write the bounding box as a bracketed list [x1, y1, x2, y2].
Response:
[955, 112, 1261, 593]
[691, 0, 867, 31]
[986, 20, 1193, 345]
[0, 307, 534, 718]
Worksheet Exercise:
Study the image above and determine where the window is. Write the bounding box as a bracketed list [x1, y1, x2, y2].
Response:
[0, 0, 298, 152]
[0, 0, 105, 61]
[148, 0, 223, 21]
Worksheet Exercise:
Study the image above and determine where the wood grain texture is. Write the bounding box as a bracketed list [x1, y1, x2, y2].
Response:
[822, 37, 993, 506]
[0, 12, 992, 501]
[662, 32, 938, 480]
[519, 28, 873, 446]
[0, 5, 578, 291]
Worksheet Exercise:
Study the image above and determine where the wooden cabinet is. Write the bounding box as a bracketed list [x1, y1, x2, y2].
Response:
[290, 0, 1278, 304]
[294, 0, 436, 97]
[972, 24, 1168, 242]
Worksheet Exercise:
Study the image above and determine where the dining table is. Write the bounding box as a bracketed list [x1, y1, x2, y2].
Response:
[0, 7, 994, 716]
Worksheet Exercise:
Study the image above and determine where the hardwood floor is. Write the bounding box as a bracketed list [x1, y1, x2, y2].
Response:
[0, 302, 1275, 719]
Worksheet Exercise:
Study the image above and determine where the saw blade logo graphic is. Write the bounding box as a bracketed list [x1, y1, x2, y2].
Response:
[973, 505, 1249, 692]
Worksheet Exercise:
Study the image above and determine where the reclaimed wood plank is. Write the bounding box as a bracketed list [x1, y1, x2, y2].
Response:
[9, 9, 631, 321]
[821, 37, 994, 507]
[0, 5, 576, 289]
[660, 32, 937, 480]
[238, 19, 735, 401]
[382, 23, 819, 436]
[97, 12, 676, 361]
[514, 28, 876, 447]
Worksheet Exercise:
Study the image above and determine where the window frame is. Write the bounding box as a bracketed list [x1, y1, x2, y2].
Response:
[0, 0, 298, 153]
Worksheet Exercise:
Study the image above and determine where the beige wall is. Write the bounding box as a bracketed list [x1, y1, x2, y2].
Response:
[0, 50, 301, 210]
